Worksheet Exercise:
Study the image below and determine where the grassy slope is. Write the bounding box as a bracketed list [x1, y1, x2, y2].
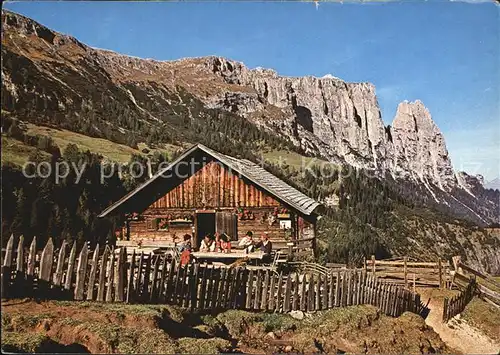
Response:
[2, 122, 183, 167]
[261, 149, 334, 170]
[1, 136, 51, 166]
[25, 123, 180, 163]
[462, 298, 500, 342]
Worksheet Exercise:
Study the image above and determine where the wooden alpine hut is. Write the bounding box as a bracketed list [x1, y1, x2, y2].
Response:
[99, 144, 321, 255]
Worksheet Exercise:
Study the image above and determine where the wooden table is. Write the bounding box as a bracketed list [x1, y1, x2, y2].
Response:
[192, 251, 265, 260]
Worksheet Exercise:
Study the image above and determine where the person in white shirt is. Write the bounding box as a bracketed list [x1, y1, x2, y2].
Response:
[199, 235, 213, 252]
[238, 231, 255, 253]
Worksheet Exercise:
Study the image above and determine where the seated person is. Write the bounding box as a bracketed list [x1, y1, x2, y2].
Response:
[254, 233, 273, 262]
[177, 234, 192, 253]
[220, 233, 232, 253]
[211, 232, 222, 252]
[180, 247, 192, 266]
[199, 234, 213, 252]
[238, 231, 255, 252]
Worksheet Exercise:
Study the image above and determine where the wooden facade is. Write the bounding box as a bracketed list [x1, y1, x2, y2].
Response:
[101, 145, 319, 252]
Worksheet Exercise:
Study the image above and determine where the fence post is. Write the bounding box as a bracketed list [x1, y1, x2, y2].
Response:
[190, 263, 199, 310]
[141, 253, 152, 302]
[315, 274, 321, 310]
[293, 273, 300, 311]
[299, 273, 306, 311]
[403, 256, 408, 288]
[1, 235, 14, 299]
[184, 264, 194, 308]
[97, 246, 110, 302]
[262, 270, 270, 309]
[276, 272, 283, 312]
[443, 297, 448, 322]
[284, 274, 292, 312]
[87, 244, 100, 301]
[15, 235, 25, 296]
[53, 241, 67, 289]
[438, 258, 443, 289]
[64, 242, 77, 292]
[115, 247, 126, 302]
[253, 270, 261, 310]
[158, 254, 168, 302]
[126, 250, 136, 303]
[198, 264, 207, 310]
[39, 238, 55, 299]
[149, 254, 160, 303]
[269, 271, 276, 311]
[105, 248, 115, 302]
[371, 255, 376, 276]
[308, 273, 315, 310]
[74, 244, 89, 300]
[245, 269, 254, 309]
[27, 237, 36, 297]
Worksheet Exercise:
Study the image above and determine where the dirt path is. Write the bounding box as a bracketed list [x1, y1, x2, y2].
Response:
[420, 290, 499, 354]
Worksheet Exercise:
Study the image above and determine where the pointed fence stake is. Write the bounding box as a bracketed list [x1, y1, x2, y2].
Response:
[75, 244, 89, 300]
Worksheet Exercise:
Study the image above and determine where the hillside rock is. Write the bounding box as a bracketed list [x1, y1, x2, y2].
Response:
[198, 58, 462, 192]
[203, 57, 389, 169]
[391, 100, 456, 190]
[457, 172, 485, 194]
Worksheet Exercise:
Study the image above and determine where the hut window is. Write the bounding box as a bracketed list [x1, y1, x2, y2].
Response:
[280, 220, 291, 230]
[157, 218, 169, 231]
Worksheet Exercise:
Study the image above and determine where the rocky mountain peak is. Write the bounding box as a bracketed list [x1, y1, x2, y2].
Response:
[393, 100, 435, 131]
[390, 100, 456, 190]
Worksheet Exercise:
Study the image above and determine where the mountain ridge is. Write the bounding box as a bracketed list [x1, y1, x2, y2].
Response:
[1, 9, 500, 273]
[1, 9, 498, 226]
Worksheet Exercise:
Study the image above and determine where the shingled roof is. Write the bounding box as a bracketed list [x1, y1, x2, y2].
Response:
[99, 144, 321, 217]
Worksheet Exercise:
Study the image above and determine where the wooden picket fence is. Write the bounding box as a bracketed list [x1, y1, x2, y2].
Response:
[1, 236, 426, 317]
[442, 277, 476, 322]
[451, 256, 500, 308]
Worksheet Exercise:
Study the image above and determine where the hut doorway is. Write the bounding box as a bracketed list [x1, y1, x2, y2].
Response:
[196, 212, 216, 246]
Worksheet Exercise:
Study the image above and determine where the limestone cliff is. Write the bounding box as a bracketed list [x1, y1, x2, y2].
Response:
[391, 100, 456, 190]
[186, 57, 497, 227]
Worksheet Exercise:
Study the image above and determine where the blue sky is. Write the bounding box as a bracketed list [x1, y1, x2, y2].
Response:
[4, 1, 499, 181]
